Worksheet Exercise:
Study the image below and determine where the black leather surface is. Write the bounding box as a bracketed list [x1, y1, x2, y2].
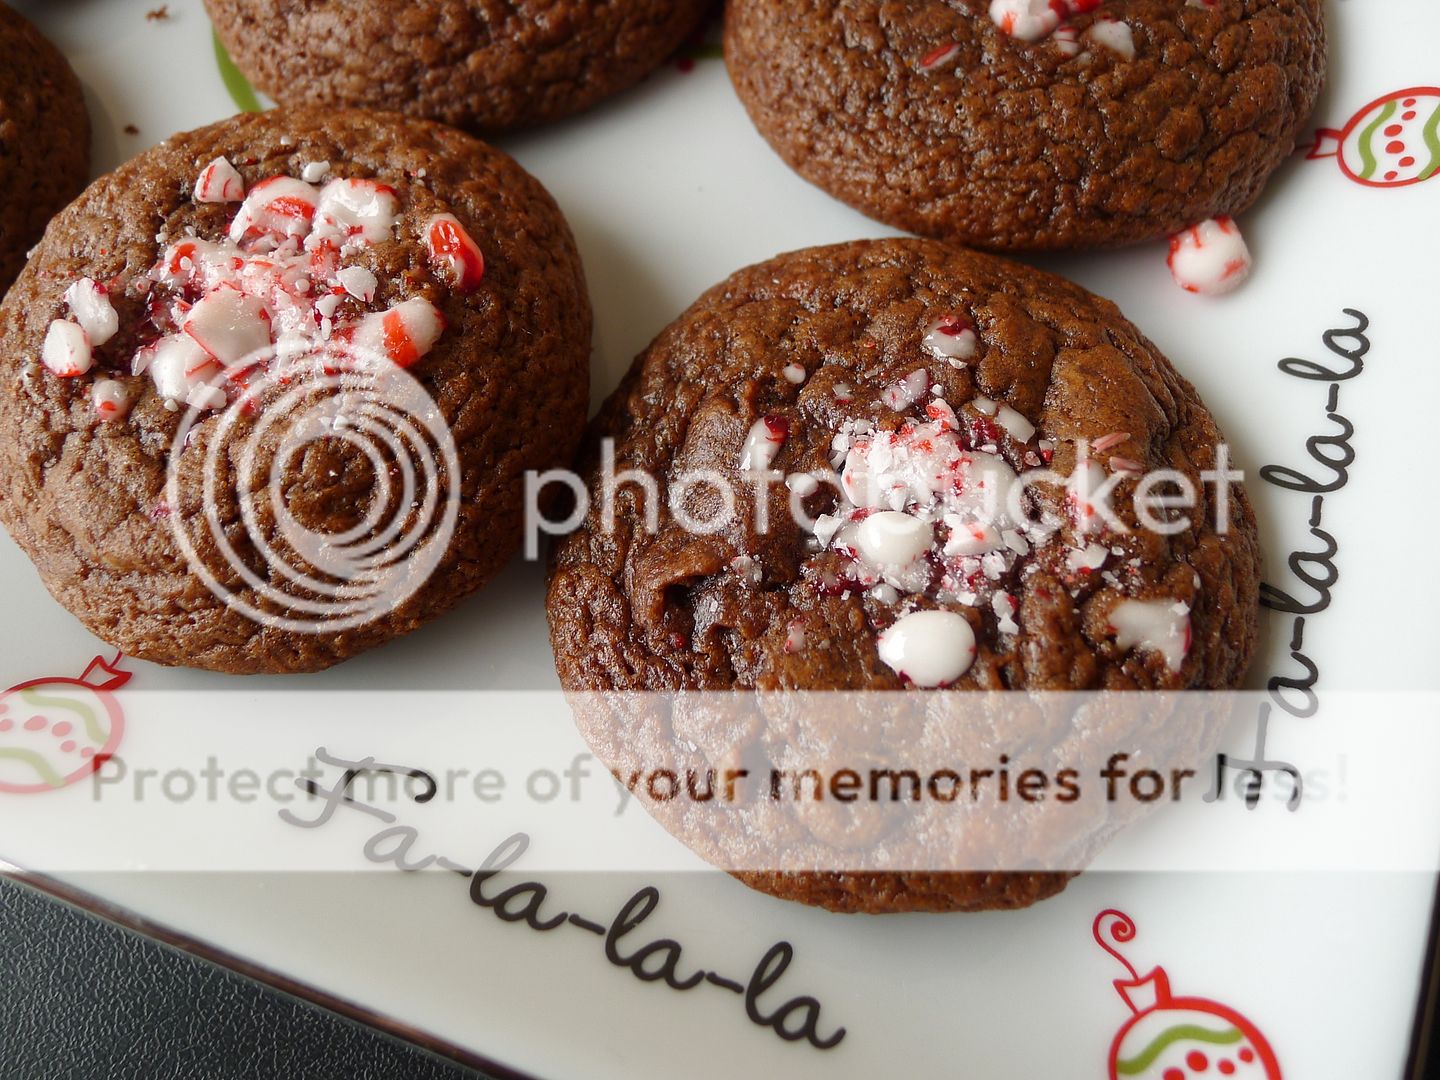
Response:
[0, 877, 491, 1080]
[3, 872, 1436, 1079]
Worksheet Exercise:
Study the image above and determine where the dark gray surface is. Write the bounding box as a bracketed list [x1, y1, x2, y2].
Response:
[0, 876, 489, 1080]
[2, 872, 1436, 1078]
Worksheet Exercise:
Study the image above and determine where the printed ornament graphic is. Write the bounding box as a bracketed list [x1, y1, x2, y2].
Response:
[1094, 910, 1282, 1080]
[1306, 87, 1440, 187]
[0, 654, 129, 794]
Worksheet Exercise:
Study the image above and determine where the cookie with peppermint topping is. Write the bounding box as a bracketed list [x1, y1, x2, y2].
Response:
[0, 4, 89, 293]
[206, 0, 712, 133]
[546, 238, 1260, 912]
[724, 0, 1326, 251]
[0, 108, 591, 674]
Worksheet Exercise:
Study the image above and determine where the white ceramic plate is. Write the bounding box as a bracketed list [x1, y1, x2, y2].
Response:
[3, 2, 1438, 1077]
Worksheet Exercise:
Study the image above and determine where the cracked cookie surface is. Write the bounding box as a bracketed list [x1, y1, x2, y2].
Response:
[546, 237, 1259, 911]
[207, 0, 713, 133]
[725, 0, 1327, 250]
[0, 5, 89, 294]
[0, 108, 591, 674]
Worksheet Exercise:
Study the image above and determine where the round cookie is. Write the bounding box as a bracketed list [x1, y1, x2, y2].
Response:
[725, 0, 1327, 251]
[206, 0, 713, 133]
[0, 107, 591, 675]
[546, 238, 1260, 912]
[0, 4, 90, 293]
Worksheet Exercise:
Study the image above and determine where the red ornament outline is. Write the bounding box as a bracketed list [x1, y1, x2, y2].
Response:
[1306, 85, 1440, 188]
[0, 652, 129, 795]
[1094, 909, 1283, 1080]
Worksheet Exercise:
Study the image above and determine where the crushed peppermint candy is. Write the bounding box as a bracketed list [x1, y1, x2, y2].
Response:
[194, 157, 245, 203]
[1167, 217, 1252, 296]
[922, 314, 978, 366]
[881, 369, 931, 411]
[1066, 542, 1109, 574]
[740, 415, 790, 471]
[810, 396, 1045, 632]
[730, 555, 762, 584]
[994, 404, 1035, 443]
[91, 379, 131, 421]
[312, 178, 400, 250]
[426, 213, 485, 293]
[877, 609, 977, 687]
[335, 265, 379, 303]
[989, 0, 1105, 43]
[1085, 16, 1134, 59]
[783, 619, 808, 654]
[792, 380, 1194, 683]
[919, 42, 961, 72]
[1067, 459, 1115, 533]
[344, 297, 446, 370]
[991, 591, 1020, 635]
[1108, 598, 1192, 672]
[65, 279, 119, 347]
[786, 472, 820, 497]
[41, 321, 92, 377]
[31, 158, 480, 420]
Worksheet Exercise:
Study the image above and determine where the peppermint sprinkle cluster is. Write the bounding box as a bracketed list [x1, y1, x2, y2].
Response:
[36, 153, 487, 424]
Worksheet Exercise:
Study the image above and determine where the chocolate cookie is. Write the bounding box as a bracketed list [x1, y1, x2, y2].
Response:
[0, 107, 591, 674]
[0, 4, 90, 293]
[725, 0, 1326, 251]
[546, 238, 1260, 912]
[206, 0, 713, 133]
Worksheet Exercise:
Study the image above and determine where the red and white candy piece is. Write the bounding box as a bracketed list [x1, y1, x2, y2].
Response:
[229, 176, 319, 243]
[995, 404, 1036, 443]
[989, 0, 1104, 42]
[740, 415, 790, 471]
[1108, 598, 1191, 672]
[347, 297, 445, 369]
[922, 314, 978, 365]
[91, 379, 131, 421]
[425, 214, 485, 293]
[309, 179, 399, 249]
[944, 517, 1004, 557]
[194, 156, 246, 204]
[877, 609, 977, 687]
[335, 265, 378, 303]
[41, 321, 93, 377]
[1067, 458, 1113, 533]
[992, 592, 1021, 635]
[149, 334, 222, 406]
[856, 511, 934, 568]
[926, 396, 959, 431]
[1084, 16, 1134, 59]
[882, 368, 931, 411]
[1167, 217, 1252, 296]
[783, 619, 808, 654]
[919, 42, 960, 71]
[184, 288, 272, 365]
[64, 278, 119, 348]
